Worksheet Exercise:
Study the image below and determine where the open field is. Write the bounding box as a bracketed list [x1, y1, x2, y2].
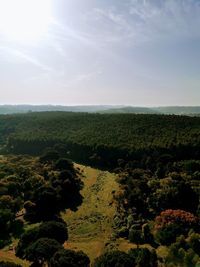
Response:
[63, 164, 136, 262]
[63, 164, 119, 261]
[0, 250, 29, 267]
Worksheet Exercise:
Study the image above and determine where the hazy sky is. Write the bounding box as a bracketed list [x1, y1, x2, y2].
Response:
[0, 0, 200, 106]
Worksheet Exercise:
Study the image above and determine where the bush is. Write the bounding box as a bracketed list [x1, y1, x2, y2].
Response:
[116, 226, 128, 238]
[50, 249, 90, 267]
[37, 221, 68, 244]
[128, 229, 143, 245]
[0, 262, 22, 267]
[128, 248, 158, 267]
[39, 150, 60, 163]
[16, 221, 68, 259]
[154, 209, 199, 245]
[165, 234, 200, 267]
[25, 238, 62, 262]
[55, 158, 73, 171]
[93, 250, 133, 267]
[155, 223, 182, 246]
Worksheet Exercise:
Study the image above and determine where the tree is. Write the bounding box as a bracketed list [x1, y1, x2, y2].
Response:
[55, 158, 74, 171]
[165, 235, 200, 267]
[16, 227, 39, 259]
[0, 262, 22, 267]
[30, 186, 60, 221]
[16, 221, 68, 259]
[128, 229, 143, 246]
[148, 179, 199, 214]
[25, 238, 62, 265]
[93, 251, 133, 267]
[39, 150, 60, 164]
[128, 248, 158, 267]
[154, 209, 199, 245]
[0, 195, 21, 213]
[37, 221, 68, 244]
[0, 208, 16, 247]
[187, 232, 200, 256]
[50, 249, 90, 267]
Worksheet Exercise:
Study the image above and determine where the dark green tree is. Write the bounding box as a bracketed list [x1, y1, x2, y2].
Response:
[25, 238, 62, 265]
[93, 250, 133, 267]
[16, 221, 68, 259]
[50, 249, 90, 267]
[0, 262, 22, 267]
[128, 248, 158, 267]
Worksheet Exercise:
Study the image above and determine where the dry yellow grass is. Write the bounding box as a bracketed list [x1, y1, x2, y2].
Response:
[62, 164, 120, 262]
[0, 250, 29, 266]
[63, 164, 156, 263]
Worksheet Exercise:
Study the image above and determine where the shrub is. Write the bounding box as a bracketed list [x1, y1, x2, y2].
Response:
[93, 250, 133, 267]
[0, 262, 22, 267]
[128, 229, 143, 245]
[165, 234, 200, 267]
[50, 249, 90, 267]
[154, 209, 199, 245]
[129, 248, 158, 267]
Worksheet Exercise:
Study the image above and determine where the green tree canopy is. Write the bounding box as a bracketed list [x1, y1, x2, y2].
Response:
[50, 249, 90, 267]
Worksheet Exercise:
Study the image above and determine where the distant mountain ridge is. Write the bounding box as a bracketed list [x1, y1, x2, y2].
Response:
[0, 105, 200, 115]
[153, 106, 200, 115]
[101, 106, 200, 115]
[0, 105, 122, 114]
[100, 106, 159, 114]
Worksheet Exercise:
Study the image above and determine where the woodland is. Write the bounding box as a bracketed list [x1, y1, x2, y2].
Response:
[0, 112, 200, 266]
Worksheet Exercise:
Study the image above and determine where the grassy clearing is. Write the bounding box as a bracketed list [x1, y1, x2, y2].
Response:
[0, 162, 140, 265]
[62, 164, 122, 262]
[63, 164, 156, 263]
[0, 250, 29, 267]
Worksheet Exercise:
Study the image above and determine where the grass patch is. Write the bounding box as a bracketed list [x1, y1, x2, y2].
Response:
[0, 250, 29, 267]
[62, 164, 120, 262]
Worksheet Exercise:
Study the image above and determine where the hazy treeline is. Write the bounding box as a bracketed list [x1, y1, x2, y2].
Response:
[0, 105, 200, 115]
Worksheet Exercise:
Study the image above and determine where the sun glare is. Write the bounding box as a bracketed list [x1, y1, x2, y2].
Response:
[0, 0, 52, 42]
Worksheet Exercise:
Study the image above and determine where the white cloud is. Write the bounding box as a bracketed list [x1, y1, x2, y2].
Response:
[77, 0, 200, 47]
[12, 50, 52, 72]
[128, 0, 200, 42]
[0, 45, 52, 72]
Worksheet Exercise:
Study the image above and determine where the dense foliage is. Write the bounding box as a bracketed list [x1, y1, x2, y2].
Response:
[165, 233, 200, 266]
[1, 112, 200, 266]
[0, 263, 22, 267]
[1, 112, 200, 169]
[0, 154, 86, 267]
[153, 210, 199, 245]
[50, 249, 90, 267]
[93, 248, 158, 267]
[16, 221, 68, 259]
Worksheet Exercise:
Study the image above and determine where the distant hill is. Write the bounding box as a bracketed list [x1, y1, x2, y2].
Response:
[154, 106, 200, 115]
[0, 105, 122, 114]
[100, 106, 200, 115]
[100, 106, 159, 114]
[0, 105, 200, 115]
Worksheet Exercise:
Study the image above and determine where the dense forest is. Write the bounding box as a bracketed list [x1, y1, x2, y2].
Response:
[0, 112, 200, 266]
[1, 112, 200, 169]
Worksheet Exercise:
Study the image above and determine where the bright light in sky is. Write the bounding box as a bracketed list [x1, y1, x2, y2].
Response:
[0, 0, 200, 105]
[0, 0, 52, 42]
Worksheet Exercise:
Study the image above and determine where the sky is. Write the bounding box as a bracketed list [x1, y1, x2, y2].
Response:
[0, 0, 200, 106]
